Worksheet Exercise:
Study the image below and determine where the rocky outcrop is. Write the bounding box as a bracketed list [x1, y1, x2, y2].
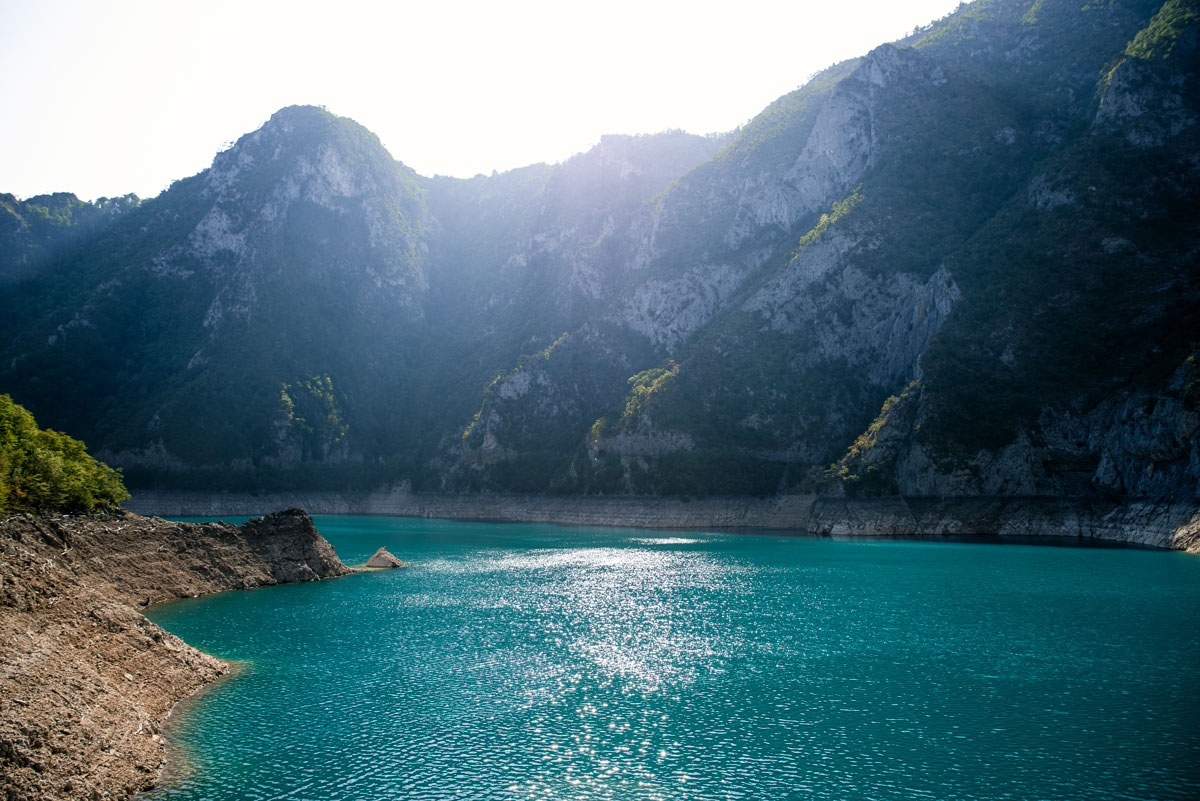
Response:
[364, 547, 405, 568]
[1097, 46, 1197, 148]
[169, 105, 431, 332]
[0, 508, 351, 801]
[840, 352, 1200, 500]
[745, 242, 960, 388]
[618, 263, 748, 350]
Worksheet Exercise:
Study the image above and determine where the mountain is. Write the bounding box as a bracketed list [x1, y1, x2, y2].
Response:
[0, 192, 139, 283]
[1, 107, 435, 484]
[1, 0, 1197, 504]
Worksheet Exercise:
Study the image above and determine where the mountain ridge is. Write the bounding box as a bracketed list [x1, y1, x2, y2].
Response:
[1, 0, 1197, 507]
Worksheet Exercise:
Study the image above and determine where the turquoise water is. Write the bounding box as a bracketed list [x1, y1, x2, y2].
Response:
[144, 517, 1200, 800]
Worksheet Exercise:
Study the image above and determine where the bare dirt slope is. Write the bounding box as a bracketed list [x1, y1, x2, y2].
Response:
[0, 508, 351, 801]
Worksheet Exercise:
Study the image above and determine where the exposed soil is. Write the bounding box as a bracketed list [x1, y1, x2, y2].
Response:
[0, 508, 351, 801]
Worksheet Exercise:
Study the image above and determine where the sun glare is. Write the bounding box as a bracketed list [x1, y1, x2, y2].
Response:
[0, 0, 962, 200]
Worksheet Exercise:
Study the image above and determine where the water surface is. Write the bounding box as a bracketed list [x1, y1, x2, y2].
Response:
[144, 517, 1200, 800]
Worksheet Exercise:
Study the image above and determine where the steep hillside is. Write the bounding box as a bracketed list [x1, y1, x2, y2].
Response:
[0, 192, 139, 283]
[1, 0, 1196, 504]
[830, 0, 1200, 499]
[2, 106, 433, 483]
[0, 112, 724, 493]
[460, 0, 1199, 499]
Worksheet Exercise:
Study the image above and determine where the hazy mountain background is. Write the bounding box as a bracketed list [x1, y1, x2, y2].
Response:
[2, 0, 1197, 501]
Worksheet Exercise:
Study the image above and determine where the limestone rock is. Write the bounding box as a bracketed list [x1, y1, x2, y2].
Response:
[365, 547, 405, 569]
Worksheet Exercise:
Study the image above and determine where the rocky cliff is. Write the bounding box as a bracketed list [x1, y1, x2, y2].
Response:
[0, 508, 351, 801]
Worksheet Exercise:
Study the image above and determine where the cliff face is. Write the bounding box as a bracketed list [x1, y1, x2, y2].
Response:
[430, 1, 1200, 500]
[0, 508, 351, 801]
[828, 8, 1200, 501]
[829, 348, 1200, 500]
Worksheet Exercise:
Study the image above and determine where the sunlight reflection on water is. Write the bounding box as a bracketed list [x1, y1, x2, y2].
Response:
[424, 546, 741, 693]
[627, 537, 703, 545]
[142, 518, 1200, 801]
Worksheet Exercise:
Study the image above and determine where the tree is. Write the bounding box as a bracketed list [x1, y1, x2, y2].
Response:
[0, 394, 128, 515]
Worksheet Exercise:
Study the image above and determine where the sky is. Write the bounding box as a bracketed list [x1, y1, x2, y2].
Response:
[0, 0, 964, 202]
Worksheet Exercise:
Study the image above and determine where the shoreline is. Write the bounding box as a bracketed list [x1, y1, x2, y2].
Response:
[125, 490, 817, 530]
[125, 490, 1200, 552]
[0, 509, 352, 801]
[141, 658, 250, 800]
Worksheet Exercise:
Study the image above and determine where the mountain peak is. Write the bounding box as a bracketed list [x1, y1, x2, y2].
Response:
[248, 104, 372, 148]
[199, 104, 418, 220]
[264, 103, 338, 129]
[116, 102, 432, 343]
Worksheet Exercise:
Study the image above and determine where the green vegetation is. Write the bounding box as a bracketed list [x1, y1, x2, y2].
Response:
[463, 333, 569, 441]
[826, 381, 918, 494]
[916, 116, 1200, 455]
[789, 187, 863, 261]
[1, 192, 140, 282]
[1125, 0, 1200, 60]
[714, 60, 859, 167]
[278, 375, 349, 459]
[618, 362, 679, 428]
[0, 394, 128, 515]
[1100, 0, 1199, 96]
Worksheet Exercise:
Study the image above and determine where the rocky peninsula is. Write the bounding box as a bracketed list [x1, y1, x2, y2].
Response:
[0, 508, 352, 801]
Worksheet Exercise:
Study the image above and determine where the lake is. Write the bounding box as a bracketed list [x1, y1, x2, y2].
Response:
[143, 516, 1200, 800]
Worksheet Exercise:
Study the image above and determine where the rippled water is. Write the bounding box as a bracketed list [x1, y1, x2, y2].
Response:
[143, 517, 1200, 800]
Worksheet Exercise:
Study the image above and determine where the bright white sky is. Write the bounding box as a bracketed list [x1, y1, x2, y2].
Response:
[0, 0, 963, 202]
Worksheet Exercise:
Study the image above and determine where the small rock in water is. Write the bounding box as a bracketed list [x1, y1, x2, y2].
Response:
[365, 547, 405, 569]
